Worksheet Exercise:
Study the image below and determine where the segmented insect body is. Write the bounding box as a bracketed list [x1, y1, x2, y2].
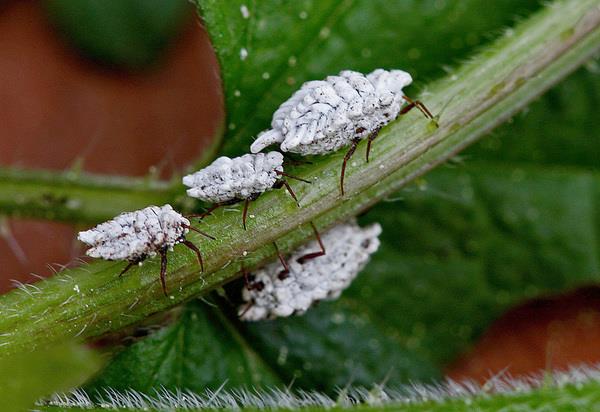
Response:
[239, 220, 382, 321]
[78, 204, 211, 295]
[183, 151, 307, 229]
[250, 69, 434, 194]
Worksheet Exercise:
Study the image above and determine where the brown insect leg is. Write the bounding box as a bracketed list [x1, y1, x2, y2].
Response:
[280, 179, 299, 206]
[340, 139, 360, 196]
[241, 263, 252, 288]
[238, 301, 255, 318]
[273, 242, 290, 279]
[401, 95, 435, 120]
[242, 198, 250, 231]
[159, 249, 168, 296]
[119, 261, 136, 277]
[182, 240, 204, 272]
[297, 222, 326, 263]
[365, 126, 382, 163]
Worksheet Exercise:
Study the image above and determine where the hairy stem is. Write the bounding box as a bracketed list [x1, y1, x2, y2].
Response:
[0, 168, 178, 224]
[0, 0, 599, 356]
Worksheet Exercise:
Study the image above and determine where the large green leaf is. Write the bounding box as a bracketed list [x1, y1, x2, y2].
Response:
[88, 296, 439, 394]
[85, 0, 600, 396]
[194, 0, 543, 156]
[43, 0, 191, 69]
[88, 162, 600, 393]
[86, 300, 281, 393]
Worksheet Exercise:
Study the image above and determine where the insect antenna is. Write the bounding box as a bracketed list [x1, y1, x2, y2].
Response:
[282, 155, 313, 166]
[183, 224, 215, 240]
[297, 222, 326, 263]
[182, 240, 204, 272]
[275, 170, 311, 183]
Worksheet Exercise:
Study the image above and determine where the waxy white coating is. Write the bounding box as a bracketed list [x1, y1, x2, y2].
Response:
[182, 152, 284, 203]
[250, 69, 412, 155]
[78, 205, 189, 262]
[239, 220, 382, 321]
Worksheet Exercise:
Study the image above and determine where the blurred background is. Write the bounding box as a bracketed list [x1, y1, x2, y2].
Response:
[1, 0, 599, 387]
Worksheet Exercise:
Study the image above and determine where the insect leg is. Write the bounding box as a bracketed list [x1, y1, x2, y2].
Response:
[273, 242, 290, 279]
[279, 179, 299, 206]
[365, 126, 382, 163]
[119, 260, 137, 277]
[340, 139, 360, 196]
[159, 248, 168, 296]
[241, 263, 252, 288]
[401, 95, 435, 120]
[182, 240, 204, 272]
[297, 222, 326, 263]
[238, 301, 255, 318]
[242, 198, 250, 231]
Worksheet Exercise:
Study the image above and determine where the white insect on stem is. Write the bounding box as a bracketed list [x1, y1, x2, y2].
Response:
[239, 220, 382, 321]
[77, 204, 213, 296]
[250, 69, 436, 195]
[182, 151, 309, 230]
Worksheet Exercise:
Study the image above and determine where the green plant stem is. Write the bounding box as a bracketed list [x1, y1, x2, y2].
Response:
[0, 168, 177, 224]
[0, 0, 598, 356]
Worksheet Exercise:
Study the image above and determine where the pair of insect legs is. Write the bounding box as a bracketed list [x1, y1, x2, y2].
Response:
[191, 171, 310, 230]
[119, 226, 214, 296]
[239, 222, 326, 317]
[339, 95, 436, 196]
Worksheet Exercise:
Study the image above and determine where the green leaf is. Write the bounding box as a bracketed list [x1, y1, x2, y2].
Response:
[90, 163, 600, 392]
[242, 301, 439, 391]
[86, 300, 281, 393]
[43, 0, 192, 69]
[355, 162, 600, 366]
[193, 0, 544, 156]
[89, 297, 439, 394]
[0, 343, 101, 412]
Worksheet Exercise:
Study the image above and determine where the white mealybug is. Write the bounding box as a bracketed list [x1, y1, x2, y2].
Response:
[78, 204, 214, 295]
[250, 69, 436, 195]
[239, 220, 382, 321]
[182, 151, 309, 230]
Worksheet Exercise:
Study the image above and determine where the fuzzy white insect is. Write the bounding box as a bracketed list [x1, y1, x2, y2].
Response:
[78, 204, 212, 295]
[250, 69, 435, 194]
[239, 220, 382, 321]
[182, 151, 308, 229]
